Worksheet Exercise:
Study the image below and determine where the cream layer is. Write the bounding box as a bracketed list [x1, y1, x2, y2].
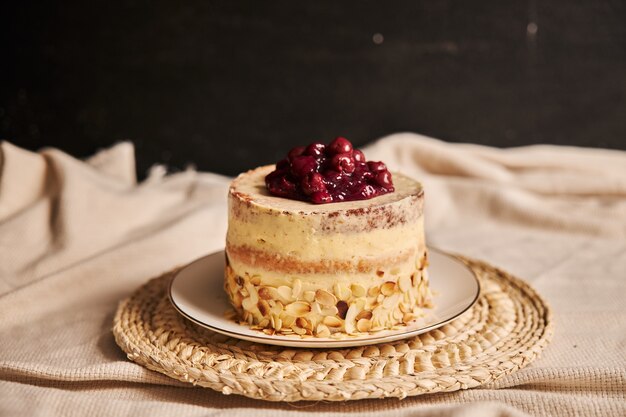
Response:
[227, 214, 424, 262]
[226, 248, 426, 289]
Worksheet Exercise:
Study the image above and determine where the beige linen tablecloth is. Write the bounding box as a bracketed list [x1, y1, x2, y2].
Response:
[1, 134, 625, 417]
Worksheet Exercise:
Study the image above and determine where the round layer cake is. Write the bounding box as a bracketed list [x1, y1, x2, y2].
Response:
[224, 165, 431, 338]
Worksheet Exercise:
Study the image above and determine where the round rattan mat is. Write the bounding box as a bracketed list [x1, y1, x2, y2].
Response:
[113, 255, 553, 402]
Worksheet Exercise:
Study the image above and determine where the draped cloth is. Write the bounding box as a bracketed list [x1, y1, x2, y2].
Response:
[1, 134, 624, 416]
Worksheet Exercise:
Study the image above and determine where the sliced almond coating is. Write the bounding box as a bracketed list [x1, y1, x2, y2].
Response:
[383, 293, 400, 309]
[381, 281, 396, 296]
[232, 291, 243, 308]
[334, 283, 352, 301]
[356, 318, 372, 332]
[292, 325, 307, 335]
[281, 314, 296, 328]
[277, 286, 293, 303]
[250, 275, 261, 285]
[270, 300, 283, 316]
[354, 298, 366, 310]
[351, 284, 366, 297]
[274, 317, 283, 330]
[315, 289, 337, 307]
[241, 297, 255, 312]
[284, 301, 311, 317]
[399, 302, 410, 314]
[356, 310, 372, 321]
[226, 271, 237, 291]
[393, 308, 403, 321]
[316, 323, 331, 337]
[320, 305, 339, 317]
[344, 304, 358, 334]
[258, 286, 278, 300]
[296, 317, 312, 331]
[235, 275, 244, 287]
[323, 316, 343, 328]
[257, 300, 270, 316]
[245, 282, 259, 304]
[403, 312, 416, 323]
[311, 301, 323, 316]
[258, 318, 270, 328]
[263, 328, 275, 335]
[303, 291, 316, 302]
[398, 275, 412, 292]
[292, 279, 303, 299]
[368, 285, 380, 297]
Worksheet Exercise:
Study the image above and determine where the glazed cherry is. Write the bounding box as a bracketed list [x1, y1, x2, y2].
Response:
[331, 153, 356, 173]
[367, 161, 387, 173]
[288, 146, 306, 161]
[375, 170, 393, 188]
[276, 159, 290, 170]
[290, 155, 317, 177]
[305, 142, 326, 157]
[328, 137, 353, 155]
[311, 190, 332, 204]
[301, 172, 326, 195]
[266, 137, 394, 204]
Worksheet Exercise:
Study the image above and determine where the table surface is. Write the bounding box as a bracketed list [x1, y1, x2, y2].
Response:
[1, 0, 625, 177]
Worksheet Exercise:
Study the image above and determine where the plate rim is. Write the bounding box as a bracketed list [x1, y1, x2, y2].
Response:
[168, 247, 481, 348]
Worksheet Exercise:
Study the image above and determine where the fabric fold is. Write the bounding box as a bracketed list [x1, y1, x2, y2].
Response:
[0, 134, 624, 417]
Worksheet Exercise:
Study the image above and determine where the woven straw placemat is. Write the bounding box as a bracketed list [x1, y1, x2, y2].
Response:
[113, 256, 553, 402]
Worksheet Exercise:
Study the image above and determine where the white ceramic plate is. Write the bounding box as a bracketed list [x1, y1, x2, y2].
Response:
[169, 248, 480, 348]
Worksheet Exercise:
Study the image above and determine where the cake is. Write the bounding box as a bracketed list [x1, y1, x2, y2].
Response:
[224, 138, 431, 337]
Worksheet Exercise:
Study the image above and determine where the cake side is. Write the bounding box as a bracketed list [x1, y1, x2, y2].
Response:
[224, 166, 432, 337]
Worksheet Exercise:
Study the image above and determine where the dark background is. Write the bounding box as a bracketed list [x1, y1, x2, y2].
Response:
[1, 1, 625, 177]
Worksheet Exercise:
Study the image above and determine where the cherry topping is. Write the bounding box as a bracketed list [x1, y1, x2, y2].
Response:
[311, 190, 333, 204]
[367, 161, 387, 173]
[265, 137, 394, 204]
[290, 155, 317, 177]
[328, 137, 353, 155]
[331, 153, 356, 173]
[301, 172, 326, 195]
[375, 170, 393, 188]
[305, 142, 326, 157]
[288, 146, 306, 161]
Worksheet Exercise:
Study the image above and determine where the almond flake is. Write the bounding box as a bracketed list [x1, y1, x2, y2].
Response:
[368, 286, 380, 297]
[257, 300, 270, 316]
[315, 289, 337, 307]
[292, 325, 307, 335]
[334, 283, 352, 301]
[351, 284, 366, 297]
[356, 318, 372, 332]
[296, 317, 312, 331]
[381, 281, 396, 296]
[258, 286, 278, 300]
[323, 316, 343, 328]
[277, 286, 293, 302]
[316, 324, 331, 337]
[398, 275, 412, 292]
[284, 301, 311, 317]
[292, 279, 303, 299]
[356, 310, 372, 321]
